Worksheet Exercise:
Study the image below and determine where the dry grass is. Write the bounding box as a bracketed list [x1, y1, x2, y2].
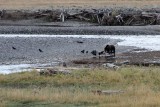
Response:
[0, 0, 160, 9]
[1, 85, 160, 106]
[1, 66, 160, 106]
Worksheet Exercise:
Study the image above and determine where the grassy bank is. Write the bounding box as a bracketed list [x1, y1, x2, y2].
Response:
[1, 66, 160, 106]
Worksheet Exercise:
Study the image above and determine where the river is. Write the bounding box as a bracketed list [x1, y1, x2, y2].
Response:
[0, 34, 159, 74]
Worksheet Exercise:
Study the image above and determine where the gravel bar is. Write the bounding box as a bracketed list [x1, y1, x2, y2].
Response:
[0, 25, 160, 35]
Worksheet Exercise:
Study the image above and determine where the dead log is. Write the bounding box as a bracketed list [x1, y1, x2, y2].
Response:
[92, 90, 124, 95]
[75, 15, 91, 21]
[59, 12, 65, 22]
[0, 10, 32, 20]
[126, 15, 146, 26]
[121, 60, 130, 65]
[115, 60, 130, 66]
[140, 12, 158, 25]
[101, 15, 116, 25]
[103, 63, 119, 69]
[141, 12, 157, 17]
[115, 14, 124, 25]
[0, 10, 5, 19]
[148, 18, 156, 25]
[156, 14, 160, 24]
[34, 14, 50, 18]
[96, 14, 101, 24]
[67, 11, 83, 16]
[125, 17, 135, 25]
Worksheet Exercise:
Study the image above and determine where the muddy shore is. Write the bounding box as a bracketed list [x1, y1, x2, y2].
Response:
[1, 35, 160, 67]
[0, 36, 134, 65]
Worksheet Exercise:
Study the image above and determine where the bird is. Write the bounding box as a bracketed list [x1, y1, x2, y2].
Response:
[38, 49, 43, 52]
[76, 41, 84, 44]
[91, 50, 97, 56]
[81, 50, 85, 53]
[98, 51, 104, 56]
[12, 46, 16, 50]
[62, 62, 67, 67]
[86, 51, 88, 54]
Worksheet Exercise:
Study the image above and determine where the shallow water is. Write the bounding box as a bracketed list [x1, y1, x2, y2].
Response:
[0, 34, 159, 74]
[107, 35, 160, 51]
[0, 63, 58, 74]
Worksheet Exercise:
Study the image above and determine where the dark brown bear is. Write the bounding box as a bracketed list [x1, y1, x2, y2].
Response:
[104, 45, 115, 56]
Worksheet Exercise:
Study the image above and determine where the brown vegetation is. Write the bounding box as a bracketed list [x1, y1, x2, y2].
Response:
[0, 0, 160, 9]
[1, 67, 160, 106]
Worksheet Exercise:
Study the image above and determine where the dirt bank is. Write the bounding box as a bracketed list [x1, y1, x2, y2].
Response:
[0, 0, 160, 9]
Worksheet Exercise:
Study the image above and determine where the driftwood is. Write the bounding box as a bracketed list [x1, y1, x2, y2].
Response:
[0, 9, 160, 26]
[125, 17, 134, 25]
[75, 15, 91, 21]
[96, 14, 101, 24]
[34, 14, 49, 18]
[59, 12, 65, 22]
[120, 60, 130, 65]
[92, 90, 124, 95]
[141, 12, 157, 17]
[103, 63, 119, 69]
[115, 60, 130, 66]
[157, 14, 160, 24]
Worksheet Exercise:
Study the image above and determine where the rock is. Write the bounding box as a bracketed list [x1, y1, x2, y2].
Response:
[39, 68, 71, 75]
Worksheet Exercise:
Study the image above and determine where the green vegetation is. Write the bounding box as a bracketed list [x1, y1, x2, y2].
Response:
[1, 66, 160, 107]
